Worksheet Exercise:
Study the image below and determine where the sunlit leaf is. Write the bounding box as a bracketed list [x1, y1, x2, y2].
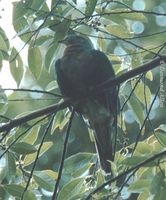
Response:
[137, 190, 151, 200]
[128, 179, 151, 193]
[134, 142, 152, 155]
[51, 109, 70, 132]
[97, 33, 106, 51]
[150, 171, 163, 195]
[24, 142, 53, 166]
[33, 171, 55, 191]
[121, 156, 156, 166]
[131, 80, 152, 106]
[155, 130, 166, 147]
[127, 96, 144, 126]
[22, 126, 40, 145]
[57, 177, 85, 200]
[24, 191, 36, 200]
[146, 71, 153, 81]
[106, 24, 133, 38]
[64, 152, 96, 177]
[0, 156, 7, 182]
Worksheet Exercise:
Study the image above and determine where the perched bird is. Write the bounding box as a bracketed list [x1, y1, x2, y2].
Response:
[55, 35, 119, 173]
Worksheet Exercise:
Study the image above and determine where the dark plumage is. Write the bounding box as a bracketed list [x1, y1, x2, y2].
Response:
[55, 35, 119, 173]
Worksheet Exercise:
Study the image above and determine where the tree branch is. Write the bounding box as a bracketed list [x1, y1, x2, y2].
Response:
[0, 100, 70, 133]
[0, 55, 165, 133]
[98, 55, 166, 90]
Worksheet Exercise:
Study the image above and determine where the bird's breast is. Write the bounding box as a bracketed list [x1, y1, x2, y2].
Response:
[63, 44, 85, 56]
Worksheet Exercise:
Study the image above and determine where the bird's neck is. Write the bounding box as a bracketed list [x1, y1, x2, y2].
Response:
[63, 44, 92, 56]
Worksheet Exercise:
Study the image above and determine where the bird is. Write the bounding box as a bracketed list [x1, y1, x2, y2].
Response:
[55, 34, 119, 173]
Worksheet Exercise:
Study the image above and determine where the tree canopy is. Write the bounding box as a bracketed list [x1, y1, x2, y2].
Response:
[0, 0, 166, 199]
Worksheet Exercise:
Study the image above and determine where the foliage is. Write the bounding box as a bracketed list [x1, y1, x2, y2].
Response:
[0, 0, 166, 199]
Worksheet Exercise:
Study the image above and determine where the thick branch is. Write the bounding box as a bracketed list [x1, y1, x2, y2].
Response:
[98, 55, 166, 90]
[0, 100, 70, 133]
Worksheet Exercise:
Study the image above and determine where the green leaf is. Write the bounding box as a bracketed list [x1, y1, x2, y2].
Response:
[153, 186, 166, 200]
[97, 33, 106, 51]
[22, 126, 40, 145]
[127, 96, 144, 126]
[34, 35, 53, 47]
[128, 179, 151, 193]
[96, 170, 105, 186]
[24, 142, 53, 166]
[33, 171, 55, 191]
[106, 24, 133, 38]
[134, 142, 152, 155]
[0, 91, 8, 115]
[11, 142, 37, 155]
[85, 0, 97, 16]
[119, 10, 148, 22]
[43, 169, 58, 180]
[24, 190, 36, 200]
[102, 8, 148, 23]
[45, 44, 58, 70]
[131, 80, 152, 107]
[64, 153, 95, 176]
[6, 153, 16, 179]
[51, 17, 71, 41]
[146, 71, 153, 81]
[150, 171, 163, 195]
[12, 1, 30, 20]
[0, 27, 9, 50]
[51, 110, 70, 132]
[0, 34, 8, 52]
[156, 124, 166, 132]
[31, 0, 45, 10]
[9, 48, 23, 86]
[0, 51, 3, 70]
[4, 184, 24, 197]
[12, 2, 30, 42]
[121, 156, 156, 167]
[0, 186, 6, 200]
[28, 46, 42, 80]
[137, 189, 151, 200]
[155, 131, 166, 147]
[0, 156, 7, 182]
[57, 177, 85, 200]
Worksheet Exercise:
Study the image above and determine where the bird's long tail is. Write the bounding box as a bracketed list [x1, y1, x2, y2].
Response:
[93, 120, 115, 174]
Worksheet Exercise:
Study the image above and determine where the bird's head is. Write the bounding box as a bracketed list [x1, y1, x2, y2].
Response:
[58, 35, 93, 49]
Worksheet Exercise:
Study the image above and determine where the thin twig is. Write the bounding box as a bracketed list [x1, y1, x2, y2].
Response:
[52, 109, 75, 200]
[85, 149, 166, 199]
[3, 88, 62, 98]
[21, 114, 55, 200]
[132, 76, 166, 153]
[0, 115, 48, 159]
